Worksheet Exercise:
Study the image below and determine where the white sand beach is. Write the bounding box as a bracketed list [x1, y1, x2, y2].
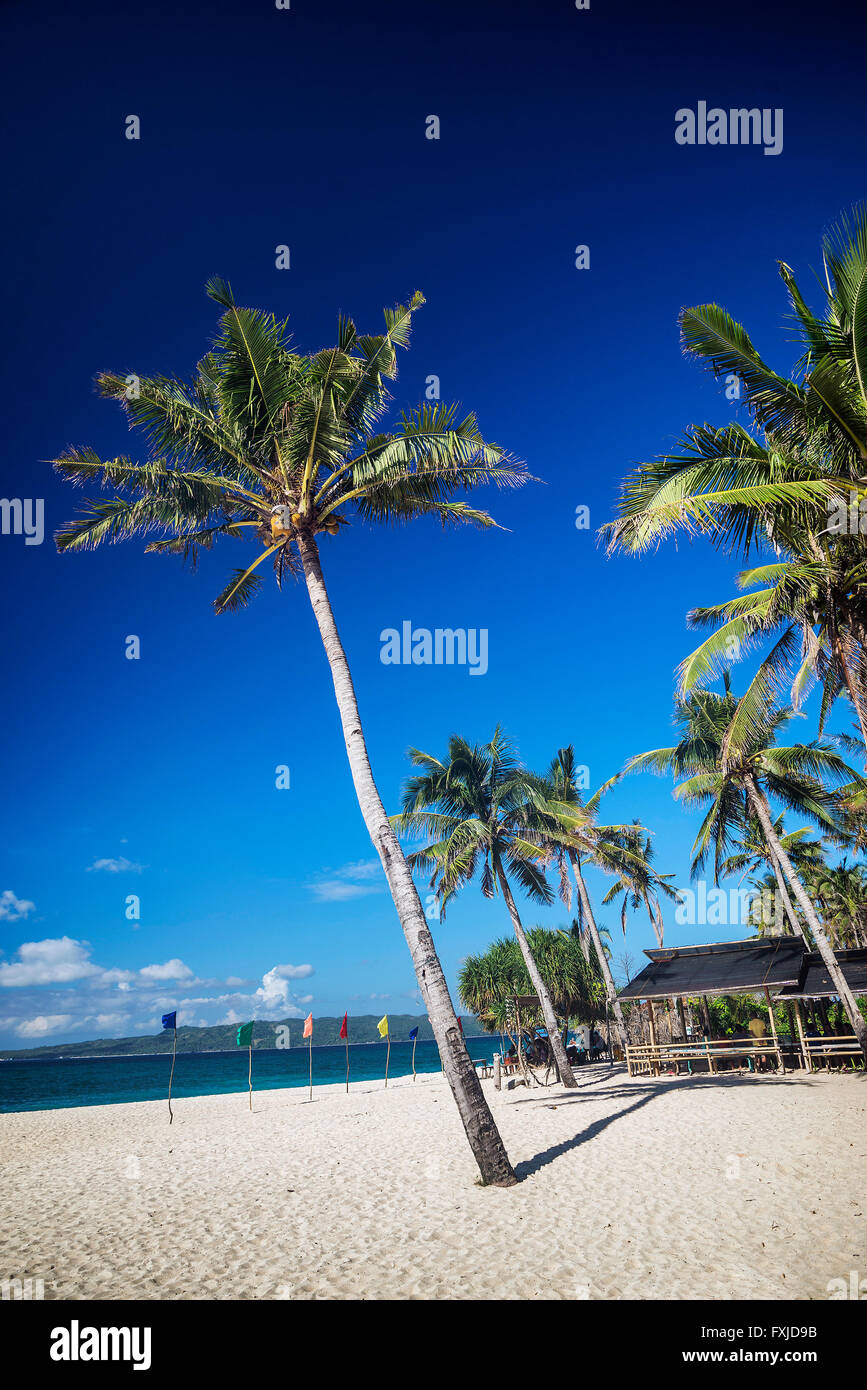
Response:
[2, 1065, 864, 1301]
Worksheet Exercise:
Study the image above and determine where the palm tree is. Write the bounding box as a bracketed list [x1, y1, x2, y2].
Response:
[393, 729, 579, 1087]
[605, 208, 867, 539]
[54, 280, 525, 1187]
[624, 679, 867, 1056]
[720, 814, 824, 935]
[565, 912, 614, 966]
[536, 747, 650, 1053]
[459, 929, 603, 1064]
[598, 821, 679, 947]
[807, 859, 867, 949]
[745, 869, 797, 937]
[679, 545, 867, 757]
[603, 208, 867, 753]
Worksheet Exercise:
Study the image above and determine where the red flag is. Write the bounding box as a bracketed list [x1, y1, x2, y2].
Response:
[339, 1013, 348, 1040]
[303, 1012, 313, 1039]
[458, 1016, 463, 1035]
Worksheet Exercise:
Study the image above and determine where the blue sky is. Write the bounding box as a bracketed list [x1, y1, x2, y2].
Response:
[1, 0, 865, 1048]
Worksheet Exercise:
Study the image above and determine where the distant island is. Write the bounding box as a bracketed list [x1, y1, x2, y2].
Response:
[0, 1013, 486, 1060]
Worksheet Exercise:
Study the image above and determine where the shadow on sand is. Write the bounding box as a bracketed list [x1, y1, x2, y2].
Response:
[511, 1063, 835, 1181]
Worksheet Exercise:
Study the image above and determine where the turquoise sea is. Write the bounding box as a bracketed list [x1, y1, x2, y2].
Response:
[0, 1037, 496, 1113]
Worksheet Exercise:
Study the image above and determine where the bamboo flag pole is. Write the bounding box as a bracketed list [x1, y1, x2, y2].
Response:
[378, 1015, 390, 1087]
[409, 1025, 419, 1081]
[306, 1011, 314, 1100]
[162, 1011, 177, 1124]
[237, 1022, 254, 1109]
[340, 1012, 349, 1093]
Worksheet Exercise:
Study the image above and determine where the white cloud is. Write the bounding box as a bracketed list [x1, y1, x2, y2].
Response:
[0, 946, 321, 1047]
[334, 860, 381, 881]
[98, 968, 136, 989]
[16, 1013, 74, 1038]
[253, 963, 315, 1017]
[93, 1012, 129, 1031]
[86, 857, 143, 874]
[273, 963, 314, 980]
[309, 859, 384, 902]
[310, 881, 381, 902]
[0, 938, 101, 988]
[138, 959, 194, 983]
[0, 890, 36, 922]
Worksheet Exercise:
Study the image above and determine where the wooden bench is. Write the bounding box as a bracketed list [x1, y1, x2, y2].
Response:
[800, 1034, 863, 1069]
[626, 1038, 782, 1077]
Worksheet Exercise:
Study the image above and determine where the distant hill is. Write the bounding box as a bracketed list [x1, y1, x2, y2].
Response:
[0, 1014, 486, 1060]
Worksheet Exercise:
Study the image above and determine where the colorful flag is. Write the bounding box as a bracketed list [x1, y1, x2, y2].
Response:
[163, 1011, 178, 1125]
[457, 1016, 463, 1035]
[339, 1013, 348, 1040]
[408, 1026, 419, 1040]
[303, 1012, 313, 1039]
[236, 1021, 254, 1048]
[377, 1015, 389, 1038]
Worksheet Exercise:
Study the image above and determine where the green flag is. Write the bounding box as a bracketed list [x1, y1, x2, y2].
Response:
[236, 1021, 254, 1048]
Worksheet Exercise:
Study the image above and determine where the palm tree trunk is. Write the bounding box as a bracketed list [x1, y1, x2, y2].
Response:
[493, 861, 578, 1088]
[699, 995, 713, 1037]
[296, 532, 516, 1184]
[769, 854, 800, 934]
[831, 627, 867, 759]
[570, 851, 628, 1053]
[745, 776, 867, 1060]
[575, 906, 591, 964]
[644, 891, 665, 948]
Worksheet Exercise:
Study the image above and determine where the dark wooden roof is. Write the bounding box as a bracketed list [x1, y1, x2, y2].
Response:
[617, 937, 806, 1001]
[776, 949, 867, 1000]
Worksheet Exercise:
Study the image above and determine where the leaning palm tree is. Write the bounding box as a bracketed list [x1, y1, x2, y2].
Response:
[54, 280, 525, 1186]
[394, 729, 579, 1087]
[624, 677, 867, 1056]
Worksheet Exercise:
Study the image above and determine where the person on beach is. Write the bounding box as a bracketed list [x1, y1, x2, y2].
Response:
[748, 1015, 768, 1072]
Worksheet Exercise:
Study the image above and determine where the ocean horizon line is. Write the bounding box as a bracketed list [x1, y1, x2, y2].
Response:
[1, 1034, 493, 1064]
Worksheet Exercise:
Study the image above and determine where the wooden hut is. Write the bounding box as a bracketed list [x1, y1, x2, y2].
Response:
[617, 938, 866, 1076]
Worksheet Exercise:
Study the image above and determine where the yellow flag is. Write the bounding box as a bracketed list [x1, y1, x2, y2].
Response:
[377, 1015, 389, 1038]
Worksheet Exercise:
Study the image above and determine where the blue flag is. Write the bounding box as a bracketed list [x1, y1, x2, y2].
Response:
[408, 1026, 419, 1040]
[161, 1011, 177, 1030]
